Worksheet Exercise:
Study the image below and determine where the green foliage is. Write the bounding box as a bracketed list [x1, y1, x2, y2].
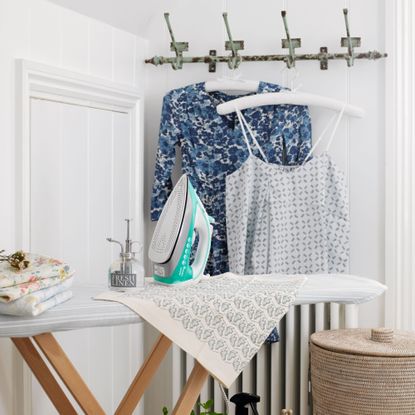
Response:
[162, 399, 225, 415]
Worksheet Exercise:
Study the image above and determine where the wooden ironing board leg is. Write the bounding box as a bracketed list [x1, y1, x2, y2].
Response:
[115, 334, 172, 415]
[172, 361, 209, 415]
[33, 332, 105, 415]
[13, 332, 207, 415]
[12, 337, 78, 415]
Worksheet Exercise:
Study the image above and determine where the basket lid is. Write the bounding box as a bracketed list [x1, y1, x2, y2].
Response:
[311, 328, 415, 357]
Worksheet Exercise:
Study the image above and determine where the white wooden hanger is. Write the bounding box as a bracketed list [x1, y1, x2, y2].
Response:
[217, 91, 365, 118]
[205, 78, 259, 93]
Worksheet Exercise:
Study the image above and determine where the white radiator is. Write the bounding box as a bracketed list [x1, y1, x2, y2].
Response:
[172, 303, 359, 415]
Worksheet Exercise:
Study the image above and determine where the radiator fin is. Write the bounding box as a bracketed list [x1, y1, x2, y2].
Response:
[173, 303, 359, 414]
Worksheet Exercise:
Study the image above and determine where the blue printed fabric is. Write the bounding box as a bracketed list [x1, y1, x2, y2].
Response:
[151, 82, 312, 275]
[151, 82, 312, 343]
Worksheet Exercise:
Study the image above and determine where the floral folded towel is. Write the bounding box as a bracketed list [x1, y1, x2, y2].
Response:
[0, 253, 73, 289]
[0, 274, 74, 303]
[0, 277, 74, 316]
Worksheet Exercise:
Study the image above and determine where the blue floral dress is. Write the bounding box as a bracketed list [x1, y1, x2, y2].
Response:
[151, 82, 312, 342]
[151, 82, 312, 275]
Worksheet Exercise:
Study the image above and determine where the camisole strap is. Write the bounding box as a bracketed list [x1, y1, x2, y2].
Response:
[235, 108, 269, 163]
[325, 105, 346, 152]
[302, 105, 346, 165]
[235, 108, 253, 156]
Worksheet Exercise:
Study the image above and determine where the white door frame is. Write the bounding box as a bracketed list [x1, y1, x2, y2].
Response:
[384, 1, 415, 330]
[15, 59, 143, 250]
[14, 59, 143, 414]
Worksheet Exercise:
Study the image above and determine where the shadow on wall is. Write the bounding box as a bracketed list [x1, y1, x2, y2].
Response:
[47, 0, 166, 36]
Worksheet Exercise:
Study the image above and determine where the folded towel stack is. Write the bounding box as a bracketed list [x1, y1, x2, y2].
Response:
[0, 253, 75, 316]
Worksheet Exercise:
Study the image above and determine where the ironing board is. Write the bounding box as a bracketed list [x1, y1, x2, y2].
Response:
[0, 275, 386, 415]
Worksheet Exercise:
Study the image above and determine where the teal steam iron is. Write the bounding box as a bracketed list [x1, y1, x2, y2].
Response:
[148, 174, 214, 285]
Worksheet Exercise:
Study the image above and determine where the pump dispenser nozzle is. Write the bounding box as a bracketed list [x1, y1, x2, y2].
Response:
[107, 218, 144, 291]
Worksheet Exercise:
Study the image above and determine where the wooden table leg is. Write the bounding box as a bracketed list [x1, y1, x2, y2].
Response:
[12, 337, 78, 415]
[172, 361, 209, 415]
[33, 333, 105, 415]
[116, 334, 172, 415]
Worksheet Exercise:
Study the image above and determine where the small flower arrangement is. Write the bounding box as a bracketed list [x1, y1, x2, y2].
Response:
[162, 399, 225, 415]
[0, 250, 30, 270]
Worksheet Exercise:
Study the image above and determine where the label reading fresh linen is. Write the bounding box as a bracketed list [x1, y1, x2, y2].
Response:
[110, 272, 137, 288]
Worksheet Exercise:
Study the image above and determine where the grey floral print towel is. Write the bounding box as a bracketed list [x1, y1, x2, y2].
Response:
[96, 273, 306, 387]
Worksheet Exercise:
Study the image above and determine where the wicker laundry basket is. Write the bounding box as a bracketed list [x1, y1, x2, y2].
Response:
[310, 328, 415, 415]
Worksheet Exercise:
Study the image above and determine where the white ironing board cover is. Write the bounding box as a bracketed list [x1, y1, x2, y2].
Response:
[295, 273, 387, 305]
[0, 285, 142, 338]
[0, 274, 386, 339]
[96, 273, 307, 387]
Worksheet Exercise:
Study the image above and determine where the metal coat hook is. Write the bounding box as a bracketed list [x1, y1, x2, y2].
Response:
[223, 12, 244, 70]
[341, 8, 361, 67]
[146, 10, 387, 72]
[164, 12, 189, 70]
[281, 11, 301, 69]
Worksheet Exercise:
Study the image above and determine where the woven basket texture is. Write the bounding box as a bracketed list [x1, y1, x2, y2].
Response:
[311, 328, 415, 415]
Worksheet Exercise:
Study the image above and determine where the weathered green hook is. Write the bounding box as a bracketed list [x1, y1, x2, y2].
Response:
[222, 12, 243, 70]
[341, 8, 361, 67]
[281, 11, 301, 69]
[164, 12, 189, 70]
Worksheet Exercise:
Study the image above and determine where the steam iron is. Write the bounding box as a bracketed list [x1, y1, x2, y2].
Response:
[149, 174, 214, 285]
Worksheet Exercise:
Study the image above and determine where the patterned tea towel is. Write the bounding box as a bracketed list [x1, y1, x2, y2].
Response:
[95, 272, 306, 387]
[0, 253, 73, 288]
[0, 253, 74, 303]
[0, 274, 74, 303]
[0, 277, 73, 316]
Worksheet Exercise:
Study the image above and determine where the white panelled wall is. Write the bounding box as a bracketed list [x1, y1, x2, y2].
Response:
[29, 99, 138, 414]
[0, 0, 147, 414]
[144, 0, 385, 325]
[142, 0, 386, 411]
[0, 0, 388, 413]
[385, 0, 415, 332]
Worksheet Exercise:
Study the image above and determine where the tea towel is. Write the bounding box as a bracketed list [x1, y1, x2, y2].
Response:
[0, 278, 73, 316]
[95, 272, 306, 387]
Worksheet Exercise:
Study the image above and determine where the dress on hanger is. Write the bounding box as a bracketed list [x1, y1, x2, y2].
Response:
[151, 82, 312, 278]
[226, 109, 350, 276]
[226, 109, 349, 342]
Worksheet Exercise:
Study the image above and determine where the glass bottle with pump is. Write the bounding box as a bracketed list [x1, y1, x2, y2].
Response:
[107, 219, 144, 292]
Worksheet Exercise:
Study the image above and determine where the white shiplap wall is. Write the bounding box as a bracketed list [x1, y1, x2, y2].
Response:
[144, 0, 386, 327]
[29, 99, 139, 414]
[142, 0, 386, 411]
[0, 0, 148, 414]
[0, 0, 387, 412]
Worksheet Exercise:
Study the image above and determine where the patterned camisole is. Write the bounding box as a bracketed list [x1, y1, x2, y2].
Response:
[226, 108, 350, 276]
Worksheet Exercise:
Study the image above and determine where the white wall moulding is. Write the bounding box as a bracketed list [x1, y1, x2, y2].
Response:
[385, 0, 415, 330]
[0, 2, 147, 412]
[15, 58, 142, 250]
[15, 58, 143, 414]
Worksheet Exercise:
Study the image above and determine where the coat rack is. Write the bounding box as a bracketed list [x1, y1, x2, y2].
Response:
[145, 9, 387, 72]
